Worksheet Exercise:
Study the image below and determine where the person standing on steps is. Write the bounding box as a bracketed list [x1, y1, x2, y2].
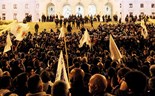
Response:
[34, 23, 39, 35]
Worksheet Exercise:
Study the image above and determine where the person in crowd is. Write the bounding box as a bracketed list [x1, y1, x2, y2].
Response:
[97, 14, 100, 22]
[90, 15, 93, 27]
[67, 23, 72, 33]
[111, 67, 131, 95]
[76, 18, 80, 29]
[80, 25, 85, 34]
[41, 14, 46, 22]
[147, 65, 155, 96]
[63, 18, 67, 27]
[150, 65, 155, 77]
[117, 70, 147, 96]
[88, 74, 113, 96]
[69, 68, 90, 96]
[55, 18, 59, 28]
[3, 71, 11, 76]
[53, 80, 69, 96]
[0, 68, 3, 77]
[59, 18, 63, 27]
[40, 70, 53, 94]
[26, 66, 35, 77]
[34, 23, 39, 35]
[81, 62, 91, 90]
[26, 74, 51, 96]
[147, 76, 155, 96]
[13, 72, 29, 96]
[10, 60, 25, 78]
[0, 14, 155, 96]
[0, 75, 18, 96]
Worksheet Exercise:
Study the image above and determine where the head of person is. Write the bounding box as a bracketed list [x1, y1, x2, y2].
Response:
[26, 66, 35, 77]
[0, 75, 12, 89]
[81, 63, 89, 73]
[40, 70, 51, 83]
[0, 68, 3, 77]
[69, 68, 85, 85]
[13, 72, 28, 88]
[88, 74, 107, 95]
[148, 77, 155, 90]
[150, 65, 155, 77]
[53, 80, 69, 96]
[117, 67, 131, 84]
[27, 74, 43, 93]
[124, 71, 147, 94]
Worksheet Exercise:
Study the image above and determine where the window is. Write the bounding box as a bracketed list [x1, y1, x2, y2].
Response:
[129, 3, 133, 8]
[140, 12, 144, 15]
[2, 13, 6, 20]
[129, 12, 133, 15]
[152, 12, 155, 15]
[36, 13, 39, 20]
[36, 13, 39, 18]
[2, 4, 5, 9]
[140, 4, 144, 8]
[36, 4, 39, 8]
[120, 4, 122, 8]
[25, 4, 28, 9]
[13, 4, 17, 9]
[13, 13, 17, 20]
[25, 13, 29, 16]
[151, 4, 155, 8]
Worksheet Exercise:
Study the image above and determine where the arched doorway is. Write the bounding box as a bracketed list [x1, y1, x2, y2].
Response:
[47, 3, 55, 16]
[104, 3, 112, 17]
[76, 3, 84, 16]
[63, 4, 72, 18]
[88, 4, 96, 16]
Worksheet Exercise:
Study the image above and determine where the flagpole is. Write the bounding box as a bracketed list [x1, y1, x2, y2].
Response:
[15, 41, 21, 52]
[64, 36, 70, 81]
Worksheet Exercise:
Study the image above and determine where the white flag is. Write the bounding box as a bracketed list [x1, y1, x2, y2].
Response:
[79, 30, 91, 48]
[0, 20, 17, 34]
[3, 33, 12, 53]
[141, 20, 148, 39]
[109, 35, 122, 61]
[11, 23, 29, 41]
[58, 26, 65, 39]
[55, 50, 70, 88]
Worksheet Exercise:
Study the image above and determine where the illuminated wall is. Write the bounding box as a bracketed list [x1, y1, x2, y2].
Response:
[0, 0, 154, 22]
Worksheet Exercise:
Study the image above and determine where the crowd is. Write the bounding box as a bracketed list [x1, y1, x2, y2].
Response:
[0, 19, 155, 96]
[39, 14, 155, 28]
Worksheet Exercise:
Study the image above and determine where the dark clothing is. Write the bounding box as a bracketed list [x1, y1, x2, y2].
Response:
[116, 90, 147, 96]
[59, 19, 62, 27]
[147, 90, 155, 96]
[34, 23, 39, 35]
[81, 27, 85, 34]
[69, 87, 90, 96]
[111, 85, 120, 95]
[91, 93, 113, 96]
[13, 86, 29, 96]
[55, 18, 59, 28]
[67, 24, 72, 33]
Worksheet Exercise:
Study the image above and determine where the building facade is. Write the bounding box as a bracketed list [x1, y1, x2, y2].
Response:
[0, 0, 154, 22]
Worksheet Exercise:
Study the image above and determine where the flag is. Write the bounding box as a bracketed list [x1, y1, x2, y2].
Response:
[55, 50, 70, 89]
[11, 23, 29, 41]
[109, 35, 122, 61]
[0, 20, 17, 34]
[3, 33, 12, 53]
[79, 30, 91, 48]
[140, 20, 148, 39]
[58, 26, 65, 39]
